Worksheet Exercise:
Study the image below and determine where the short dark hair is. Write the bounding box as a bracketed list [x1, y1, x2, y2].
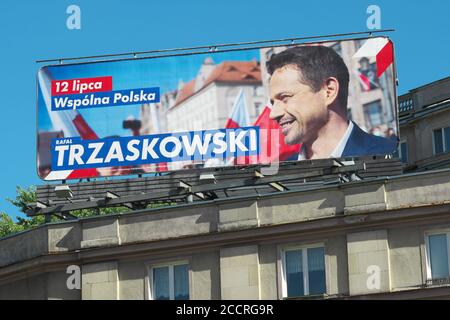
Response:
[266, 45, 350, 109]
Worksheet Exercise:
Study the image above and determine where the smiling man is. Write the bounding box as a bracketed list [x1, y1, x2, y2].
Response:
[267, 45, 397, 160]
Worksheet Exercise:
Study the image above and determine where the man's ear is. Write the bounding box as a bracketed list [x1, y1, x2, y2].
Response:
[323, 77, 339, 106]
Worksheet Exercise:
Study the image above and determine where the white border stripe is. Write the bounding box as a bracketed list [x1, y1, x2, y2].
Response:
[353, 37, 389, 58]
[45, 170, 73, 180]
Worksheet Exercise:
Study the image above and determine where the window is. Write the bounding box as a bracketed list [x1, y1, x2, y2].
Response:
[364, 100, 384, 127]
[433, 127, 450, 155]
[254, 102, 262, 117]
[399, 99, 413, 113]
[150, 262, 189, 300]
[394, 141, 408, 164]
[253, 86, 263, 97]
[281, 245, 326, 298]
[425, 232, 450, 283]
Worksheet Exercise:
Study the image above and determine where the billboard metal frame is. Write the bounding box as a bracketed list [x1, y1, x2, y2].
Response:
[36, 29, 394, 65]
[27, 157, 403, 221]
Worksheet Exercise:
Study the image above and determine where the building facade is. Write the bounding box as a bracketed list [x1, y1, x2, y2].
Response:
[165, 58, 265, 134]
[397, 76, 450, 171]
[1, 168, 450, 300]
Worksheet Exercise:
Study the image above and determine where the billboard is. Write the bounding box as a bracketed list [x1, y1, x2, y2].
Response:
[37, 36, 398, 181]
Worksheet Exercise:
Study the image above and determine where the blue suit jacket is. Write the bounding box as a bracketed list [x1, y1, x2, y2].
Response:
[286, 122, 397, 160]
[342, 122, 397, 157]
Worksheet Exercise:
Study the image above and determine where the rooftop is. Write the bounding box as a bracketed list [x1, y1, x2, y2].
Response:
[173, 60, 261, 107]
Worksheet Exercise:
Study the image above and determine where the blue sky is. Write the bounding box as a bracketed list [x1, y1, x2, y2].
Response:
[0, 0, 449, 219]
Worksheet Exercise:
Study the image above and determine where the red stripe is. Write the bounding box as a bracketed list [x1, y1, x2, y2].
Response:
[156, 162, 168, 172]
[67, 114, 99, 179]
[67, 168, 98, 179]
[72, 114, 99, 140]
[225, 118, 240, 129]
[376, 40, 394, 78]
[359, 74, 371, 91]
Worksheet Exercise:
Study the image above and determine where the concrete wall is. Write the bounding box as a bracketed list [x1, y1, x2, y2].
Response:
[344, 183, 386, 214]
[118, 260, 145, 300]
[386, 171, 450, 209]
[258, 244, 278, 299]
[0, 227, 48, 268]
[191, 251, 221, 300]
[1, 169, 450, 299]
[82, 219, 120, 249]
[119, 205, 219, 244]
[347, 230, 391, 295]
[0, 274, 46, 300]
[388, 227, 423, 289]
[259, 188, 344, 225]
[82, 261, 119, 300]
[326, 235, 349, 296]
[0, 270, 80, 300]
[220, 245, 260, 299]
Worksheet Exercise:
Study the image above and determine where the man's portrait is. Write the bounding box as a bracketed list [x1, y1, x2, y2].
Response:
[266, 45, 397, 160]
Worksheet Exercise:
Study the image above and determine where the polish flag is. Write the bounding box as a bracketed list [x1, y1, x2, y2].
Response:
[358, 73, 371, 91]
[225, 88, 250, 129]
[358, 73, 374, 92]
[353, 37, 394, 77]
[38, 69, 99, 180]
[224, 89, 251, 165]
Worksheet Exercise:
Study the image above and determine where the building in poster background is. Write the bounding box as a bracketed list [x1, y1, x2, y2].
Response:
[141, 57, 266, 171]
[36, 36, 399, 181]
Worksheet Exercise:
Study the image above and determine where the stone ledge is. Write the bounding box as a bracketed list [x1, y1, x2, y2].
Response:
[218, 219, 259, 232]
[81, 237, 120, 249]
[344, 203, 387, 215]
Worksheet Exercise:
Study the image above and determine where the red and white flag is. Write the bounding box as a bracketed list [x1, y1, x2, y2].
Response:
[225, 88, 250, 129]
[358, 73, 371, 91]
[353, 37, 394, 77]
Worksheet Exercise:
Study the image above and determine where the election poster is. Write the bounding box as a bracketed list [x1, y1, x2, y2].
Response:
[37, 36, 399, 180]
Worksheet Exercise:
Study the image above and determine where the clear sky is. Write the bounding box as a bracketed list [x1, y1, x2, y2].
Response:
[0, 0, 449, 219]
